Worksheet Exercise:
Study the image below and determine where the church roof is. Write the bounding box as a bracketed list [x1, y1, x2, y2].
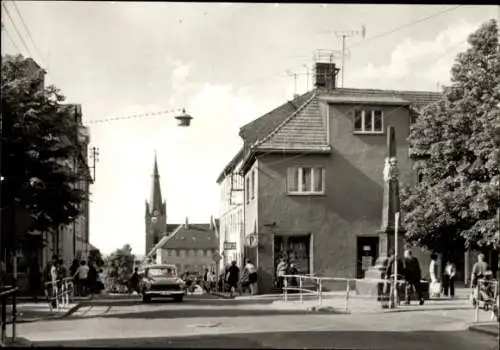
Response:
[149, 152, 163, 213]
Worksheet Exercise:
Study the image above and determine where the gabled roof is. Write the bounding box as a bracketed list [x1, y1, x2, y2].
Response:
[256, 90, 330, 152]
[239, 90, 317, 145]
[216, 147, 244, 184]
[148, 221, 219, 256]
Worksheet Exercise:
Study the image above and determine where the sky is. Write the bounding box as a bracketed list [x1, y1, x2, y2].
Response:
[1, 2, 497, 256]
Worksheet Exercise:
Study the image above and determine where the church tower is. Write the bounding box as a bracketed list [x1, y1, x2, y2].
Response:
[145, 152, 167, 255]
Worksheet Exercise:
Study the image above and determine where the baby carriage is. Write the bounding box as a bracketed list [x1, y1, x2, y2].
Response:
[471, 271, 499, 316]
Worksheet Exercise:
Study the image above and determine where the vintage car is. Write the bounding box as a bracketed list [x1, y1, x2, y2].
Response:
[138, 264, 186, 302]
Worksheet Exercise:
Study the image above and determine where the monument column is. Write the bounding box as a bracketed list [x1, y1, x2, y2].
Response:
[378, 126, 405, 259]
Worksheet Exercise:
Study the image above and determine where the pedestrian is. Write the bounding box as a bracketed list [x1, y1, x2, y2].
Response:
[226, 261, 240, 297]
[429, 253, 441, 298]
[28, 256, 41, 302]
[288, 263, 298, 292]
[203, 268, 210, 293]
[74, 260, 89, 296]
[129, 267, 139, 294]
[58, 259, 67, 280]
[403, 249, 425, 305]
[88, 261, 98, 295]
[443, 260, 456, 298]
[208, 271, 216, 293]
[244, 259, 258, 295]
[49, 258, 59, 308]
[276, 258, 288, 291]
[471, 253, 489, 301]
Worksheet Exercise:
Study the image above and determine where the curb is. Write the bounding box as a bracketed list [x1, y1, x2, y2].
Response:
[468, 324, 499, 337]
[209, 292, 235, 299]
[10, 296, 92, 324]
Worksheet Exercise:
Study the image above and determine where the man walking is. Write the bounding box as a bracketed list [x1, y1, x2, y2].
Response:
[73, 260, 89, 296]
[403, 249, 425, 305]
[226, 261, 240, 297]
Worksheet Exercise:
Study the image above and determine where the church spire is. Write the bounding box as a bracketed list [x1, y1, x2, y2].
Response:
[150, 151, 163, 213]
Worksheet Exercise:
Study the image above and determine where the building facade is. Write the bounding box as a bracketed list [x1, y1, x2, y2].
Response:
[216, 148, 245, 270]
[234, 62, 444, 293]
[148, 217, 219, 275]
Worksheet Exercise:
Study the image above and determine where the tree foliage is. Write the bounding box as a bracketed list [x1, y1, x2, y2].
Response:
[88, 247, 104, 267]
[104, 244, 135, 291]
[402, 20, 500, 252]
[1, 55, 87, 235]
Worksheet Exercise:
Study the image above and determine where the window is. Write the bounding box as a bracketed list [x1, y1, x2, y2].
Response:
[198, 249, 204, 257]
[179, 249, 186, 258]
[287, 167, 325, 194]
[354, 109, 384, 133]
[251, 170, 255, 199]
[171, 250, 177, 257]
[206, 250, 213, 257]
[246, 177, 250, 204]
[189, 249, 196, 257]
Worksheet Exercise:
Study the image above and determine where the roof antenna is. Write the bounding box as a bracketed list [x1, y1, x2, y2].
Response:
[286, 70, 299, 98]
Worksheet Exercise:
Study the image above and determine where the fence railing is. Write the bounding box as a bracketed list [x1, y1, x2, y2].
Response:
[282, 274, 409, 313]
[44, 277, 74, 312]
[472, 278, 499, 323]
[0, 285, 18, 346]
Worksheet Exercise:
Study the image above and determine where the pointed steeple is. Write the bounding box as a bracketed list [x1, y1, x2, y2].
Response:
[150, 151, 163, 213]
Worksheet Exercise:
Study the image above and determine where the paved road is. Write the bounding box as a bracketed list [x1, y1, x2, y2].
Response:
[9, 295, 497, 349]
[28, 330, 498, 349]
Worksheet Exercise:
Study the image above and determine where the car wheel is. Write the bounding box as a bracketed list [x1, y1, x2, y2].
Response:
[143, 294, 151, 303]
[173, 295, 183, 303]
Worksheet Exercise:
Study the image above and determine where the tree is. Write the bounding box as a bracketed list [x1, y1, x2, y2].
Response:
[104, 244, 135, 292]
[401, 20, 500, 253]
[88, 247, 104, 267]
[1, 55, 87, 240]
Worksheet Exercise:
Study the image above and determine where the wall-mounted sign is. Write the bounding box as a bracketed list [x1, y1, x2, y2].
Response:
[224, 241, 237, 250]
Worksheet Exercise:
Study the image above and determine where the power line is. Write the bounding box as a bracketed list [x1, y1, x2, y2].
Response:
[346, 5, 463, 50]
[85, 108, 184, 125]
[10, 0, 47, 66]
[2, 2, 32, 56]
[1, 22, 21, 53]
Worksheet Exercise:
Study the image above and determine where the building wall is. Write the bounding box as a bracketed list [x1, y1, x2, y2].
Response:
[157, 248, 218, 274]
[253, 102, 417, 293]
[219, 165, 244, 270]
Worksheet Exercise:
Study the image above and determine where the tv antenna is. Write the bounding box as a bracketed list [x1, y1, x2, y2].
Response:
[303, 64, 310, 90]
[285, 70, 299, 97]
[334, 25, 367, 88]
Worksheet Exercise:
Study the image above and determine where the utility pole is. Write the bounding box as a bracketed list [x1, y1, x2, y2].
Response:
[334, 25, 366, 88]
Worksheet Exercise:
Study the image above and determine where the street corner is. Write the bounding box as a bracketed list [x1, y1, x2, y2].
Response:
[468, 323, 500, 338]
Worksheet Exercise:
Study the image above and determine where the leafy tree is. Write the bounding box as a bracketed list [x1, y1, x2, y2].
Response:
[88, 247, 104, 267]
[1, 55, 87, 241]
[402, 20, 500, 252]
[104, 244, 135, 292]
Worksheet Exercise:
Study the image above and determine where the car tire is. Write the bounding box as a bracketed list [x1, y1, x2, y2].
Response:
[143, 294, 151, 303]
[173, 295, 183, 303]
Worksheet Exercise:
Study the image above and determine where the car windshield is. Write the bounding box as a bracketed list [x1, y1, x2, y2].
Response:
[147, 267, 176, 278]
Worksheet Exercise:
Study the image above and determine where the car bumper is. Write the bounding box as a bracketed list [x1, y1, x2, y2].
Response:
[144, 290, 185, 297]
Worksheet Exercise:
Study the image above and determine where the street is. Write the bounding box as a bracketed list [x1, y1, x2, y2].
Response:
[9, 295, 498, 349]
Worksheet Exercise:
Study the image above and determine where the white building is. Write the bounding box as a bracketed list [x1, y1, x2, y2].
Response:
[216, 148, 245, 270]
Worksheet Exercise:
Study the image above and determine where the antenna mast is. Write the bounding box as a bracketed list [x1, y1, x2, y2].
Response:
[286, 71, 299, 97]
[334, 25, 366, 88]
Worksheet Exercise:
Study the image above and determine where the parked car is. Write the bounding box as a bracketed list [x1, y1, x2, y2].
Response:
[138, 264, 186, 303]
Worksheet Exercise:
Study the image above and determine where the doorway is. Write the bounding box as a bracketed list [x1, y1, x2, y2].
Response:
[357, 236, 379, 278]
[274, 235, 311, 276]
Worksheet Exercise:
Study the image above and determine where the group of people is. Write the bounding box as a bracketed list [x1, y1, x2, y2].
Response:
[34, 255, 104, 299]
[217, 260, 258, 296]
[276, 258, 299, 291]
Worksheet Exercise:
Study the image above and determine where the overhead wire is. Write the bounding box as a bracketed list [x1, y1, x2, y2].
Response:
[2, 1, 32, 56]
[10, 0, 47, 67]
[1, 23, 21, 53]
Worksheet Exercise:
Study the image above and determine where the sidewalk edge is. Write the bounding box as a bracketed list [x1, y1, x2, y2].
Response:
[467, 323, 499, 337]
[13, 296, 93, 324]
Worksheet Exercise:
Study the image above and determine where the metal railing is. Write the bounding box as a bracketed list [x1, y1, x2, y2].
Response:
[44, 277, 74, 312]
[472, 278, 499, 323]
[282, 274, 409, 313]
[0, 285, 18, 346]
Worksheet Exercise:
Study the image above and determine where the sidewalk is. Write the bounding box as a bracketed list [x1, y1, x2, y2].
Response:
[5, 302, 80, 323]
[468, 322, 499, 337]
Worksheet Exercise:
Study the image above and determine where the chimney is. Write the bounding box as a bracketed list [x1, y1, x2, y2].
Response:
[209, 215, 214, 230]
[314, 62, 339, 90]
[184, 217, 189, 229]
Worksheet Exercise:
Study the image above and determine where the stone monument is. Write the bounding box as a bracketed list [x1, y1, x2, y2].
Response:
[356, 126, 405, 300]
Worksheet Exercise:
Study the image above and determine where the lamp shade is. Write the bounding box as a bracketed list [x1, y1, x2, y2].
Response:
[175, 109, 193, 127]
